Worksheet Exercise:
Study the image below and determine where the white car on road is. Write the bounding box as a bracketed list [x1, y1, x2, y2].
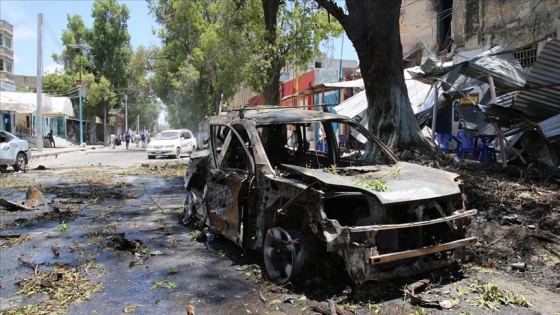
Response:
[0, 130, 31, 172]
[147, 129, 197, 159]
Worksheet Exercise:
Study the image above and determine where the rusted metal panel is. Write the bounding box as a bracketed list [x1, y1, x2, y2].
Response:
[347, 209, 477, 232]
[369, 237, 477, 265]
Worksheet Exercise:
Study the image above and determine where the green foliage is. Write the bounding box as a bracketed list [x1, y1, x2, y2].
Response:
[57, 222, 70, 232]
[150, 280, 177, 290]
[148, 0, 343, 127]
[469, 283, 532, 310]
[354, 177, 391, 192]
[89, 0, 132, 90]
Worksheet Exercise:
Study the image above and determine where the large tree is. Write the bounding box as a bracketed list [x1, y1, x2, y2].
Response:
[125, 45, 161, 133]
[256, 0, 341, 104]
[315, 0, 431, 153]
[148, 0, 342, 128]
[89, 0, 132, 90]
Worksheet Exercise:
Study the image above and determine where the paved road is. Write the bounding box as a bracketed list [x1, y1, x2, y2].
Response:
[29, 143, 191, 169]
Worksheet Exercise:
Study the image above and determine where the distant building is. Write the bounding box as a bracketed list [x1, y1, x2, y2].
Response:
[1, 18, 16, 131]
[227, 56, 358, 109]
[0, 19, 15, 92]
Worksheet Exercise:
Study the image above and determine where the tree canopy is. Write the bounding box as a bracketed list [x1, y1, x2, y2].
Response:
[148, 0, 342, 128]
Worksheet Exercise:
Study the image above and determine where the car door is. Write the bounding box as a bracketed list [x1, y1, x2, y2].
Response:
[184, 130, 194, 151]
[205, 124, 255, 247]
[179, 131, 187, 151]
[0, 132, 15, 164]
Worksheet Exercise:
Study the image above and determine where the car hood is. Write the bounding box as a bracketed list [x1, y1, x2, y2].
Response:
[281, 161, 461, 204]
[149, 139, 179, 146]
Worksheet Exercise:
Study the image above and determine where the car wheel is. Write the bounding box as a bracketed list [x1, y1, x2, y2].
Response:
[13, 152, 27, 172]
[175, 147, 181, 159]
[263, 227, 308, 284]
[192, 145, 196, 153]
[0, 165, 7, 173]
[148, 155, 155, 160]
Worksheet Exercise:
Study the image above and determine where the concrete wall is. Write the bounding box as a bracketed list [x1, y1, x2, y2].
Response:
[400, 0, 560, 60]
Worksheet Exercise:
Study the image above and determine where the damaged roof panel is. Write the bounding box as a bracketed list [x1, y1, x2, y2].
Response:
[538, 113, 560, 142]
[459, 44, 527, 90]
[514, 39, 560, 118]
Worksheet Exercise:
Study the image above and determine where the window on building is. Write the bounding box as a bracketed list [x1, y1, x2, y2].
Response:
[514, 45, 538, 68]
[6, 60, 12, 73]
[5, 36, 11, 48]
[0, 59, 4, 72]
[0, 34, 3, 46]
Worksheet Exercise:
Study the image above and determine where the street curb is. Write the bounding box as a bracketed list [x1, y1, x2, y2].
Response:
[31, 146, 106, 159]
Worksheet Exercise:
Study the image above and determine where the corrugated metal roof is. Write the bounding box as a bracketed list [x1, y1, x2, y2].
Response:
[514, 39, 560, 118]
[333, 90, 367, 118]
[459, 44, 527, 90]
[537, 113, 560, 142]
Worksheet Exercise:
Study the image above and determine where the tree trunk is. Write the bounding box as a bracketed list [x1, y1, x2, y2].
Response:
[316, 0, 432, 153]
[261, 0, 282, 105]
[89, 116, 97, 144]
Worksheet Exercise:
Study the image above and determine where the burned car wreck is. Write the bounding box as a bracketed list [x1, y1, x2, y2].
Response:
[183, 106, 477, 285]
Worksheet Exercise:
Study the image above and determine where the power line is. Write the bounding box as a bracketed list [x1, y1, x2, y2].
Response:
[43, 17, 65, 53]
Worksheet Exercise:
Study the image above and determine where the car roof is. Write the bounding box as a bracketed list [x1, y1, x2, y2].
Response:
[160, 129, 191, 132]
[227, 106, 354, 126]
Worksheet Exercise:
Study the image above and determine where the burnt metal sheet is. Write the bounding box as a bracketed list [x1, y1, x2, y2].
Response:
[348, 209, 477, 233]
[459, 45, 527, 90]
[369, 237, 477, 265]
[514, 39, 560, 118]
[241, 106, 347, 125]
[538, 113, 560, 142]
[281, 162, 461, 205]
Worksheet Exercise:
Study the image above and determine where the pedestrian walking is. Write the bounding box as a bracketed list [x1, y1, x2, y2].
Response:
[140, 132, 146, 148]
[110, 133, 116, 149]
[47, 130, 55, 148]
[125, 131, 131, 149]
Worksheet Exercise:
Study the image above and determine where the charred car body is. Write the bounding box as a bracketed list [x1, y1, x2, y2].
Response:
[183, 106, 476, 285]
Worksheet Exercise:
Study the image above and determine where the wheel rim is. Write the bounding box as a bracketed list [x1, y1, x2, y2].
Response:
[263, 227, 307, 284]
[176, 148, 181, 158]
[15, 154, 26, 171]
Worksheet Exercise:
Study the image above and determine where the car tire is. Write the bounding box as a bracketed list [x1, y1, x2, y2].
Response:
[148, 155, 155, 160]
[13, 152, 27, 172]
[192, 145, 196, 153]
[263, 227, 308, 285]
[0, 165, 7, 173]
[175, 147, 181, 159]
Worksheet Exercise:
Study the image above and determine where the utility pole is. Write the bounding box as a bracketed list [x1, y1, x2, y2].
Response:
[124, 95, 128, 133]
[68, 43, 91, 145]
[36, 13, 44, 152]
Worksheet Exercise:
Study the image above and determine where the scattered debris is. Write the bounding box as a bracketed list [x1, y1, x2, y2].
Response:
[23, 187, 48, 207]
[0, 198, 31, 211]
[108, 233, 143, 252]
[511, 262, 527, 271]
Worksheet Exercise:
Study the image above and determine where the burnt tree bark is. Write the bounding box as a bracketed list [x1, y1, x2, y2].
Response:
[315, 0, 432, 153]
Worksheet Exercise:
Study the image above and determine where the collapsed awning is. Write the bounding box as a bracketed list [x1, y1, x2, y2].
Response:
[333, 71, 435, 119]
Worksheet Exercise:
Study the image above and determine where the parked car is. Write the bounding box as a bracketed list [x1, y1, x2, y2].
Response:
[182, 106, 477, 285]
[0, 130, 31, 172]
[147, 129, 197, 159]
